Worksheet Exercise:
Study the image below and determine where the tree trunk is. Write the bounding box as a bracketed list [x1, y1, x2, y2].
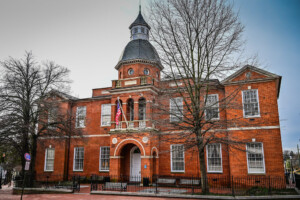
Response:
[199, 148, 209, 194]
[29, 135, 37, 187]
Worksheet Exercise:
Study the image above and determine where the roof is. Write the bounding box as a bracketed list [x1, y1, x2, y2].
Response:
[221, 65, 282, 98]
[129, 11, 150, 29]
[115, 39, 162, 69]
[48, 89, 78, 100]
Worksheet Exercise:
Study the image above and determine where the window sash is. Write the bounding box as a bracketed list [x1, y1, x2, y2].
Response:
[205, 94, 219, 120]
[101, 104, 111, 126]
[100, 147, 110, 171]
[73, 147, 84, 171]
[44, 148, 55, 171]
[171, 144, 184, 172]
[243, 90, 260, 117]
[246, 143, 265, 173]
[207, 144, 222, 172]
[76, 106, 86, 128]
[170, 97, 183, 122]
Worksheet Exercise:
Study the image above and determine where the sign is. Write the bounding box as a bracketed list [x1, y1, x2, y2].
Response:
[25, 161, 30, 171]
[144, 164, 147, 169]
[24, 153, 31, 161]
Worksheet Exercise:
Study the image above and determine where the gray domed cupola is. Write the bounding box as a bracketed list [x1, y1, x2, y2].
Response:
[129, 5, 150, 41]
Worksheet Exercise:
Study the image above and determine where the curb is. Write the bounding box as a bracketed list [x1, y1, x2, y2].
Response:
[90, 191, 300, 199]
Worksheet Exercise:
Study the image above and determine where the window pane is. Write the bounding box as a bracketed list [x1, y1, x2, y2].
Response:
[74, 147, 84, 171]
[100, 147, 110, 171]
[101, 104, 111, 126]
[205, 94, 219, 120]
[207, 144, 222, 172]
[247, 143, 264, 173]
[76, 106, 86, 128]
[170, 98, 183, 122]
[45, 148, 55, 171]
[171, 145, 184, 171]
[243, 90, 259, 117]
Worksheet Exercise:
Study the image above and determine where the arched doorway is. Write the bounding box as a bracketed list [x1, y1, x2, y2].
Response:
[130, 146, 141, 182]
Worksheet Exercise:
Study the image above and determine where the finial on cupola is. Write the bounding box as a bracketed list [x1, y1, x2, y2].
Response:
[139, 0, 141, 14]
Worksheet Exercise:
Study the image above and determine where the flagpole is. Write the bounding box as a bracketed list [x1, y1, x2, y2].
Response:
[117, 97, 128, 127]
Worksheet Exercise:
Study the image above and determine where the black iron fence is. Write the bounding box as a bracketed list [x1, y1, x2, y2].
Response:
[14, 173, 81, 192]
[90, 174, 298, 196]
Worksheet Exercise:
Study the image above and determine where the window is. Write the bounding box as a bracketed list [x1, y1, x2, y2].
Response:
[73, 147, 84, 171]
[170, 97, 183, 122]
[205, 94, 219, 120]
[44, 148, 55, 171]
[171, 144, 184, 172]
[206, 144, 222, 173]
[141, 27, 144, 33]
[134, 28, 138, 34]
[100, 147, 110, 171]
[242, 90, 260, 117]
[128, 68, 134, 75]
[138, 98, 146, 120]
[144, 68, 149, 75]
[101, 104, 111, 126]
[76, 106, 86, 128]
[246, 143, 265, 174]
[48, 107, 58, 124]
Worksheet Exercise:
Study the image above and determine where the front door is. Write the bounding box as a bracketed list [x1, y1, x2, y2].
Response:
[130, 147, 141, 182]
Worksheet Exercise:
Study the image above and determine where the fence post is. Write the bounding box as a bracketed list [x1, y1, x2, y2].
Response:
[155, 175, 158, 194]
[191, 176, 194, 195]
[268, 176, 271, 195]
[231, 176, 235, 197]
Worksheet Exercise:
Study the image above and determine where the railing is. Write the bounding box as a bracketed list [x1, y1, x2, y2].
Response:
[90, 174, 298, 196]
[139, 121, 146, 128]
[113, 121, 148, 130]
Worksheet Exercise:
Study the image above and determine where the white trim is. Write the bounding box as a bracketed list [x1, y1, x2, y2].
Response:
[206, 143, 223, 173]
[109, 88, 159, 95]
[170, 144, 185, 173]
[73, 147, 84, 172]
[204, 94, 220, 121]
[141, 156, 159, 158]
[228, 126, 280, 131]
[101, 104, 111, 127]
[44, 148, 55, 172]
[242, 89, 261, 118]
[39, 134, 111, 139]
[113, 138, 146, 157]
[246, 142, 266, 174]
[99, 146, 110, 172]
[110, 156, 123, 159]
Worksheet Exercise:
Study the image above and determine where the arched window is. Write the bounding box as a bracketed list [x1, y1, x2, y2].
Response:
[138, 98, 146, 120]
[127, 99, 134, 121]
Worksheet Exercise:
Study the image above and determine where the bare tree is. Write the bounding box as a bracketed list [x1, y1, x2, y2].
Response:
[0, 52, 77, 184]
[148, 0, 251, 193]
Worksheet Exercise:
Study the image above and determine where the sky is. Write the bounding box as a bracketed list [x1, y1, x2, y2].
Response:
[0, 0, 299, 151]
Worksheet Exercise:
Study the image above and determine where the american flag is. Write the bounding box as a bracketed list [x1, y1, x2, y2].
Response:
[115, 102, 121, 125]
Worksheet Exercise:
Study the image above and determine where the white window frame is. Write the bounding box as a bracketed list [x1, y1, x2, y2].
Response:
[170, 144, 185, 172]
[76, 106, 86, 128]
[170, 97, 183, 122]
[73, 147, 84, 171]
[101, 104, 111, 127]
[246, 142, 265, 174]
[99, 146, 110, 172]
[206, 143, 223, 173]
[44, 148, 55, 172]
[204, 94, 220, 120]
[242, 89, 260, 118]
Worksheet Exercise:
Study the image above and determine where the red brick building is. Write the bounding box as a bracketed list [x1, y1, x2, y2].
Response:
[35, 10, 284, 182]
